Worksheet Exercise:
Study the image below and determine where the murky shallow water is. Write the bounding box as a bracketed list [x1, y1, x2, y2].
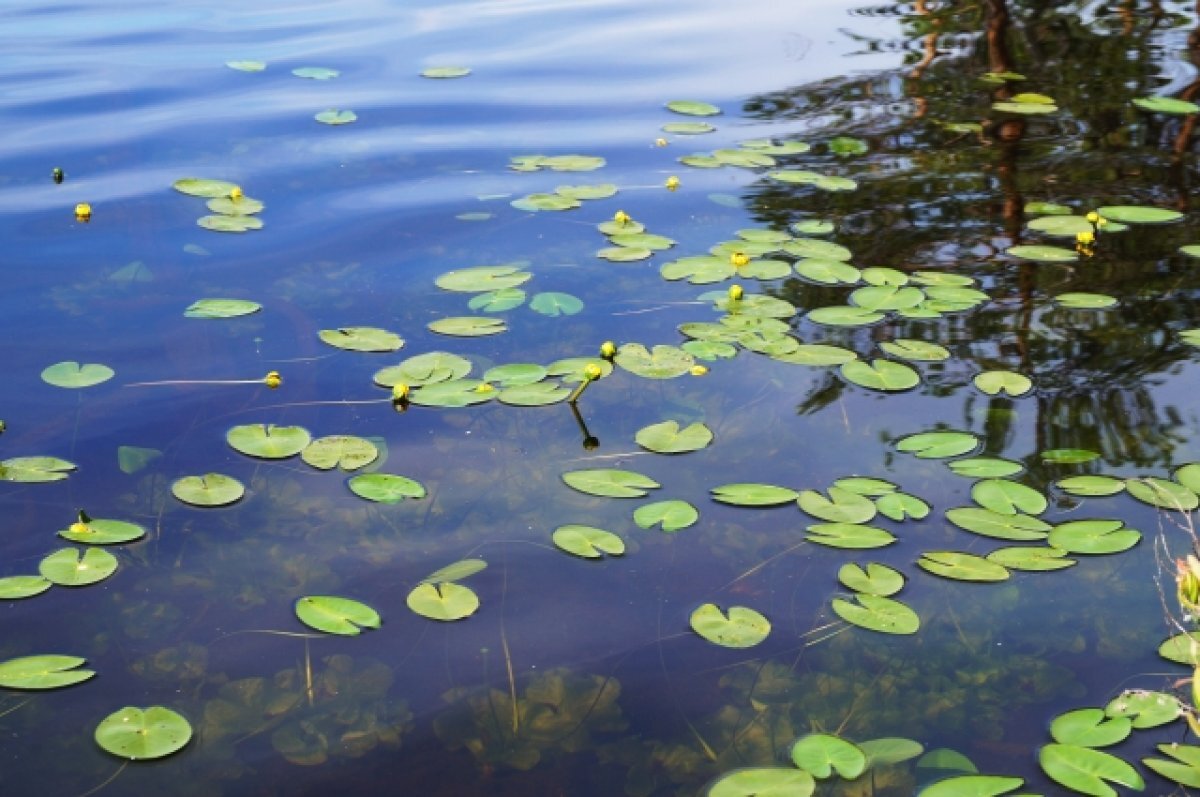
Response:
[4, 1, 1200, 795]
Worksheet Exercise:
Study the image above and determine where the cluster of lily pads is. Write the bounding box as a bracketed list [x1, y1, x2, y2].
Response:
[173, 177, 265, 233]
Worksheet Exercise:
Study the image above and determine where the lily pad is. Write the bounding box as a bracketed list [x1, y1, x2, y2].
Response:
[971, 479, 1047, 516]
[435, 264, 532, 293]
[1028, 215, 1094, 237]
[663, 122, 716, 134]
[917, 551, 1010, 582]
[1056, 475, 1125, 497]
[634, 500, 698, 532]
[1005, 244, 1078, 262]
[552, 525, 625, 558]
[409, 379, 495, 407]
[1132, 96, 1200, 114]
[946, 507, 1050, 540]
[774, 344, 858, 366]
[1047, 519, 1140, 555]
[469, 288, 527, 312]
[227, 424, 311, 459]
[41, 361, 114, 389]
[58, 515, 145, 545]
[318, 327, 404, 352]
[484, 364, 547, 386]
[597, 246, 652, 262]
[795, 259, 861, 285]
[949, 458, 1023, 478]
[0, 575, 52, 599]
[840, 360, 919, 391]
[1042, 448, 1100, 464]
[406, 582, 480, 621]
[711, 483, 800, 506]
[198, 214, 263, 232]
[833, 477, 896, 496]
[667, 100, 721, 116]
[184, 298, 262, 318]
[421, 66, 470, 78]
[173, 178, 239, 197]
[1160, 632, 1200, 666]
[1096, 205, 1183, 224]
[974, 371, 1033, 397]
[302, 435, 378, 471]
[798, 487, 877, 524]
[1125, 477, 1198, 510]
[615, 344, 694, 379]
[880, 339, 950, 362]
[373, 351, 471, 387]
[860, 738, 924, 767]
[1142, 744, 1200, 788]
[917, 775, 1025, 797]
[315, 109, 356, 125]
[806, 523, 896, 549]
[1051, 709, 1131, 748]
[1055, 293, 1118, 310]
[562, 468, 660, 498]
[986, 546, 1075, 572]
[497, 382, 570, 406]
[428, 316, 507, 336]
[831, 594, 919, 635]
[295, 595, 380, 635]
[347, 473, 425, 504]
[0, 655, 95, 689]
[876, 492, 930, 521]
[1039, 743, 1144, 796]
[292, 66, 338, 79]
[529, 292, 584, 316]
[38, 547, 117, 586]
[689, 604, 770, 648]
[1, 456, 76, 483]
[171, 473, 245, 507]
[837, 562, 904, 596]
[897, 431, 978, 459]
[422, 559, 487, 583]
[636, 420, 713, 454]
[95, 706, 192, 760]
[705, 768, 814, 797]
[791, 734, 867, 779]
[1106, 691, 1182, 729]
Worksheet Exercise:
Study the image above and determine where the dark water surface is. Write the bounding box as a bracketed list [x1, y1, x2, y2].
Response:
[4, 0, 1200, 795]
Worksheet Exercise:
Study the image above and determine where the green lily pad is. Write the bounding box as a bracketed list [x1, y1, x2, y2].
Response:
[512, 192, 580, 211]
[597, 246, 652, 262]
[689, 604, 770, 648]
[208, 195, 264, 215]
[791, 734, 867, 778]
[198, 214, 263, 232]
[1006, 244, 1078, 262]
[880, 339, 950, 362]
[712, 483, 800, 506]
[850, 285, 924, 311]
[1, 456, 77, 483]
[911, 271, 977, 286]
[795, 259, 861, 285]
[986, 546, 1075, 571]
[409, 379, 495, 407]
[798, 487, 877, 524]
[876, 492, 930, 521]
[833, 477, 897, 496]
[295, 595, 380, 635]
[1055, 293, 1118, 310]
[917, 775, 1025, 797]
[0, 655, 94, 690]
[1039, 744, 1144, 796]
[315, 109, 357, 125]
[1026, 201, 1072, 215]
[171, 473, 245, 507]
[859, 267, 907, 287]
[483, 363, 547, 386]
[1106, 691, 1182, 729]
[860, 738, 924, 767]
[1132, 96, 1200, 114]
[435, 264, 533, 293]
[95, 706, 192, 760]
[837, 562, 904, 596]
[1160, 632, 1200, 666]
[41, 361, 114, 389]
[661, 256, 736, 284]
[663, 121, 716, 134]
[971, 479, 1047, 516]
[806, 306, 883, 327]
[1177, 463, 1200, 492]
[1051, 708, 1131, 748]
[634, 500, 698, 532]
[39, 547, 117, 586]
[611, 232, 676, 250]
[497, 382, 570, 406]
[173, 178, 239, 197]
[58, 515, 145, 545]
[529, 292, 584, 317]
[806, 523, 896, 549]
[428, 316, 507, 337]
[184, 298, 262, 318]
[227, 424, 311, 459]
[562, 468, 660, 498]
[1143, 744, 1200, 788]
[897, 431, 978, 459]
[1125, 477, 1198, 510]
[1028, 215, 1094, 237]
[421, 66, 470, 78]
[373, 351, 472, 387]
[406, 582, 479, 621]
[468, 288, 527, 312]
[785, 239, 853, 261]
[1042, 448, 1100, 464]
[840, 360, 919, 391]
[552, 525, 625, 558]
[1047, 519, 1140, 555]
[227, 60, 266, 71]
[974, 371, 1033, 397]
[615, 343, 694, 378]
[993, 97, 1058, 114]
[1056, 476, 1125, 497]
[636, 420, 713, 454]
[946, 507, 1050, 540]
[831, 594, 919, 635]
[917, 551, 1010, 582]
[347, 473, 425, 504]
[667, 100, 721, 116]
[318, 327, 404, 352]
[0, 576, 52, 599]
[292, 66, 338, 79]
[301, 435, 378, 471]
[1096, 205, 1183, 224]
[683, 340, 738, 360]
[705, 768, 814, 797]
[422, 559, 487, 583]
[546, 357, 613, 383]
[949, 458, 1023, 478]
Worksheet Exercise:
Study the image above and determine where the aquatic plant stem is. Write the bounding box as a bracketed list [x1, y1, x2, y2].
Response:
[304, 638, 314, 707]
[74, 762, 127, 797]
[500, 545, 519, 734]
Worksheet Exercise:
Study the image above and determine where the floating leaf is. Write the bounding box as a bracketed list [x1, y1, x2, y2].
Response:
[207, 196, 263, 216]
[315, 109, 356, 125]
[41, 361, 114, 389]
[971, 479, 1047, 516]
[615, 343, 694, 379]
[0, 576, 52, 599]
[807, 306, 883, 327]
[974, 371, 1032, 397]
[897, 431, 978, 459]
[421, 66, 470, 78]
[634, 500, 698, 532]
[292, 66, 338, 79]
[860, 737, 924, 767]
[226, 60, 266, 72]
[705, 768, 814, 797]
[840, 360, 919, 391]
[1142, 744, 1200, 788]
[1, 456, 76, 483]
[58, 516, 145, 545]
[1048, 519, 1140, 555]
[1039, 743, 1144, 796]
[429, 316, 507, 337]
[946, 507, 1050, 540]
[1055, 293, 1117, 310]
[408, 379, 495, 407]
[917, 551, 1010, 582]
[373, 351, 472, 387]
[827, 136, 868, 156]
[636, 420, 713, 454]
[198, 214, 263, 232]
[986, 546, 1075, 572]
[0, 655, 94, 690]
[95, 706, 192, 761]
[1027, 214, 1093, 237]
[1106, 691, 1182, 729]
[39, 547, 117, 586]
[422, 559, 487, 584]
[876, 492, 930, 521]
[1160, 632, 1200, 666]
[880, 339, 950, 362]
[949, 458, 1022, 478]
[497, 382, 570, 406]
[667, 100, 721, 116]
[837, 562, 904, 596]
[806, 523, 896, 549]
[552, 525, 625, 558]
[683, 340, 738, 360]
[318, 327, 403, 352]
[831, 594, 919, 635]
[917, 775, 1024, 797]
[295, 595, 380, 635]
[663, 122, 716, 134]
[436, 264, 532, 293]
[1056, 476, 1124, 497]
[833, 477, 896, 497]
[597, 246, 652, 262]
[851, 285, 924, 311]
[1005, 244, 1078, 262]
[469, 288, 526, 312]
[1051, 709, 1131, 747]
[1132, 96, 1200, 114]
[301, 435, 378, 471]
[795, 259, 861, 285]
[1096, 205, 1183, 224]
[171, 473, 245, 507]
[483, 364, 546, 386]
[348, 473, 425, 504]
[227, 424, 311, 459]
[1125, 477, 1198, 510]
[173, 178, 239, 197]
[1042, 448, 1099, 464]
[689, 604, 770, 648]
[711, 483, 800, 506]
[546, 356, 613, 383]
[184, 298, 261, 318]
[791, 734, 867, 778]
[406, 582, 479, 621]
[798, 487, 877, 524]
[529, 292, 584, 317]
[512, 192, 580, 211]
[562, 468, 659, 498]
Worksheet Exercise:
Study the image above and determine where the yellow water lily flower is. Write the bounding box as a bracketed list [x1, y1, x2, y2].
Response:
[1076, 230, 1094, 246]
[600, 340, 616, 359]
[229, 186, 244, 200]
[584, 363, 603, 380]
[263, 371, 282, 389]
[665, 175, 680, 191]
[1085, 211, 1100, 224]
[655, 138, 668, 147]
[69, 521, 90, 534]
[474, 383, 495, 393]
[392, 383, 410, 401]
[730, 251, 750, 268]
[613, 210, 631, 226]
[690, 365, 709, 376]
[728, 284, 744, 301]
[75, 202, 92, 221]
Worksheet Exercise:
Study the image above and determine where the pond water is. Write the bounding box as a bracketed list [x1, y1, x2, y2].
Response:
[4, 0, 1200, 795]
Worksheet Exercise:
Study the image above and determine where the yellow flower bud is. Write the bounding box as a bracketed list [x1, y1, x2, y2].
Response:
[69, 521, 90, 534]
[264, 371, 282, 389]
[230, 186, 244, 201]
[600, 340, 616, 359]
[731, 251, 750, 268]
[613, 210, 631, 226]
[655, 138, 668, 147]
[584, 363, 603, 380]
[690, 365, 709, 376]
[75, 202, 92, 221]
[474, 383, 495, 393]
[728, 284, 744, 301]
[1096, 216, 1108, 228]
[1085, 211, 1100, 224]
[665, 175, 680, 191]
[1075, 230, 1094, 245]
[392, 382, 410, 401]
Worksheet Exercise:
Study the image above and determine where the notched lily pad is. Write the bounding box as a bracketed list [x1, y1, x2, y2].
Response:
[301, 435, 379, 471]
[41, 361, 114, 389]
[689, 604, 770, 648]
[172, 473, 245, 507]
[95, 706, 192, 760]
[552, 525, 625, 558]
[562, 469, 659, 498]
[295, 595, 381, 635]
[0, 655, 95, 690]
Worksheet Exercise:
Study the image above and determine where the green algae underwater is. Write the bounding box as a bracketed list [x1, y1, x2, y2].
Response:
[8, 0, 1200, 795]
